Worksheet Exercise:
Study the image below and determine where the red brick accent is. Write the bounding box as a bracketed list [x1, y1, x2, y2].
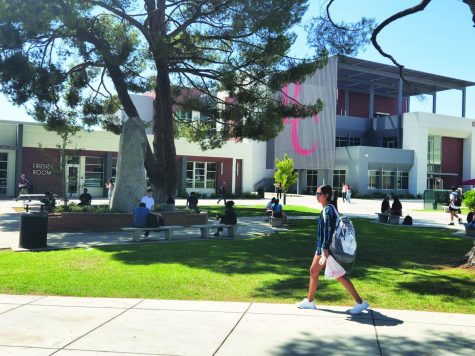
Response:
[441, 137, 463, 188]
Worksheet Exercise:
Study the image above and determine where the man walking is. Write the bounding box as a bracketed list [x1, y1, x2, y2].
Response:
[18, 173, 32, 195]
[448, 186, 462, 225]
[217, 182, 227, 204]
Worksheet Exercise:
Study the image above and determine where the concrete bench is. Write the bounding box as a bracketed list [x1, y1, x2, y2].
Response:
[463, 223, 475, 237]
[191, 224, 237, 239]
[25, 202, 46, 212]
[376, 213, 401, 225]
[121, 226, 183, 242]
[270, 217, 284, 228]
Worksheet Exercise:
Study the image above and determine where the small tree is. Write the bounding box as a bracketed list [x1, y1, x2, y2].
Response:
[463, 190, 475, 212]
[274, 153, 298, 205]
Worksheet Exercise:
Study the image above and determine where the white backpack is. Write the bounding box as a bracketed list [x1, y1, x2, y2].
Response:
[323, 204, 357, 263]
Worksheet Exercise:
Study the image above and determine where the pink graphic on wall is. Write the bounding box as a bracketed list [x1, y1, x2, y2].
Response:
[282, 83, 319, 156]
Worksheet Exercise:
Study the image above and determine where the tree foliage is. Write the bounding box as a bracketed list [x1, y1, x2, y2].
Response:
[0, 0, 326, 202]
[274, 153, 298, 194]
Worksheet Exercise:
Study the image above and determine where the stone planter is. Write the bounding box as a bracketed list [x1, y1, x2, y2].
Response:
[48, 212, 132, 232]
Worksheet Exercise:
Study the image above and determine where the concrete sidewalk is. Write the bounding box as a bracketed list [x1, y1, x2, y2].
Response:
[0, 294, 474, 355]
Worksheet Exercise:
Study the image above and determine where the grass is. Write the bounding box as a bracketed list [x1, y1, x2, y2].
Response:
[1, 209, 474, 313]
[196, 204, 320, 217]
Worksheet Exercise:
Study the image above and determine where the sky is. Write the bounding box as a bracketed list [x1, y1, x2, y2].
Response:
[1, 0, 474, 122]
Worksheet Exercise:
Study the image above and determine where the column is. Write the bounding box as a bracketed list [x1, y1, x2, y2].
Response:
[345, 89, 350, 116]
[369, 86, 374, 119]
[432, 93, 437, 114]
[398, 79, 403, 116]
[462, 88, 466, 118]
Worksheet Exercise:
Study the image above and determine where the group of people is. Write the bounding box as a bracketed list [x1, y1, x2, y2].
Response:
[341, 183, 352, 203]
[380, 195, 403, 216]
[265, 197, 289, 224]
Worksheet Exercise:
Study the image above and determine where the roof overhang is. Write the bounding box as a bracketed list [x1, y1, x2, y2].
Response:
[337, 55, 475, 97]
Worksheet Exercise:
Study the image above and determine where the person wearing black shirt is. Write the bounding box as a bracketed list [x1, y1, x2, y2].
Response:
[381, 195, 391, 214]
[213, 200, 237, 236]
[78, 188, 92, 206]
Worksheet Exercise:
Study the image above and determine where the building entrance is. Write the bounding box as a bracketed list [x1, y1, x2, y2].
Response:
[66, 156, 80, 197]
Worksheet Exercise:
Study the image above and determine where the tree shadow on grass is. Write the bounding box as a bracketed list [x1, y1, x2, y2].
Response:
[94, 219, 474, 302]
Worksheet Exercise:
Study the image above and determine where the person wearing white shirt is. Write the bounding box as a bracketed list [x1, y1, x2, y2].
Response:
[141, 188, 155, 211]
[448, 186, 462, 226]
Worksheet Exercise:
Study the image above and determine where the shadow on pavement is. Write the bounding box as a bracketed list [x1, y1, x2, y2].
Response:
[0, 213, 20, 232]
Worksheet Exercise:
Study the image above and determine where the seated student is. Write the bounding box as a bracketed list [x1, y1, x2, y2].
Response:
[265, 197, 276, 216]
[213, 200, 237, 236]
[390, 197, 403, 216]
[78, 188, 92, 206]
[132, 202, 151, 237]
[381, 195, 391, 214]
[467, 212, 475, 229]
[186, 192, 199, 211]
[41, 191, 56, 212]
[271, 198, 284, 218]
[166, 195, 175, 205]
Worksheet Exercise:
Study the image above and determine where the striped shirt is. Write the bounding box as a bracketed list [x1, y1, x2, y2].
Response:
[317, 204, 337, 251]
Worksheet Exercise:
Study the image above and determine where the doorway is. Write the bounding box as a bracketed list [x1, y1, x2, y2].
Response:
[66, 156, 80, 197]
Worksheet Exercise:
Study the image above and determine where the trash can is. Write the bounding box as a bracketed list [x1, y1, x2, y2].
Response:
[257, 186, 265, 199]
[19, 212, 48, 249]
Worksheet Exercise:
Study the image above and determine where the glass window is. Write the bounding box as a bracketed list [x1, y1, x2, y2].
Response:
[348, 137, 360, 146]
[0, 152, 7, 196]
[383, 137, 398, 148]
[368, 170, 380, 189]
[85, 156, 104, 187]
[382, 170, 395, 189]
[397, 172, 409, 189]
[67, 156, 80, 164]
[333, 170, 346, 190]
[112, 156, 117, 177]
[186, 161, 217, 189]
[336, 136, 347, 147]
[176, 109, 192, 121]
[306, 170, 318, 194]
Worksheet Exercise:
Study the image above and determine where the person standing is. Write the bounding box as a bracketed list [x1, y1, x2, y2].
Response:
[105, 178, 114, 200]
[346, 185, 352, 203]
[448, 186, 462, 225]
[18, 173, 32, 195]
[275, 182, 283, 199]
[341, 183, 347, 203]
[296, 184, 369, 314]
[141, 188, 155, 211]
[217, 182, 227, 204]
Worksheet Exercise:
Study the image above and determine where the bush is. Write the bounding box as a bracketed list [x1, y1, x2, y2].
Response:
[53, 203, 111, 213]
[463, 190, 475, 210]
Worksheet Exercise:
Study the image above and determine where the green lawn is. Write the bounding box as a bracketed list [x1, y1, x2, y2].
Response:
[0, 214, 473, 313]
[198, 204, 320, 217]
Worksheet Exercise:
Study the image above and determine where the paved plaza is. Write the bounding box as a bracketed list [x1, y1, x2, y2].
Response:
[0, 196, 473, 355]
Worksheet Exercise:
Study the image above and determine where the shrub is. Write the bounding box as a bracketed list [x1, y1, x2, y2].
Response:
[53, 203, 111, 213]
[463, 190, 475, 210]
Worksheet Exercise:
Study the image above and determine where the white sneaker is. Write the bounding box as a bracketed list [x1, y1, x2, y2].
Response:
[348, 300, 369, 315]
[296, 298, 316, 309]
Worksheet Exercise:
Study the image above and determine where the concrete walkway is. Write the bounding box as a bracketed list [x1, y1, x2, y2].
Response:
[1, 196, 473, 355]
[0, 294, 474, 356]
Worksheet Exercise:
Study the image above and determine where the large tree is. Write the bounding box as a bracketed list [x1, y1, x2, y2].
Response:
[0, 0, 327, 211]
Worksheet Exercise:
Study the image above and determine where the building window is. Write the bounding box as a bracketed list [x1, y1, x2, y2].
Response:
[84, 157, 104, 187]
[336, 136, 347, 147]
[383, 137, 398, 148]
[368, 170, 381, 189]
[186, 161, 217, 189]
[0, 152, 7, 196]
[336, 136, 360, 147]
[333, 170, 346, 190]
[111, 156, 117, 178]
[306, 170, 318, 194]
[382, 170, 395, 189]
[176, 109, 192, 121]
[397, 172, 409, 189]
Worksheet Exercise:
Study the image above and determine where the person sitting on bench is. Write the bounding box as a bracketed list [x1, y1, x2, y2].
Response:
[132, 202, 151, 237]
[265, 197, 276, 216]
[186, 192, 199, 212]
[390, 197, 403, 216]
[213, 200, 237, 237]
[381, 195, 391, 214]
[78, 188, 92, 206]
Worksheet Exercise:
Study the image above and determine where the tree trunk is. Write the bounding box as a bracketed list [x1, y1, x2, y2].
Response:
[110, 116, 148, 212]
[150, 61, 177, 203]
[463, 241, 475, 267]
